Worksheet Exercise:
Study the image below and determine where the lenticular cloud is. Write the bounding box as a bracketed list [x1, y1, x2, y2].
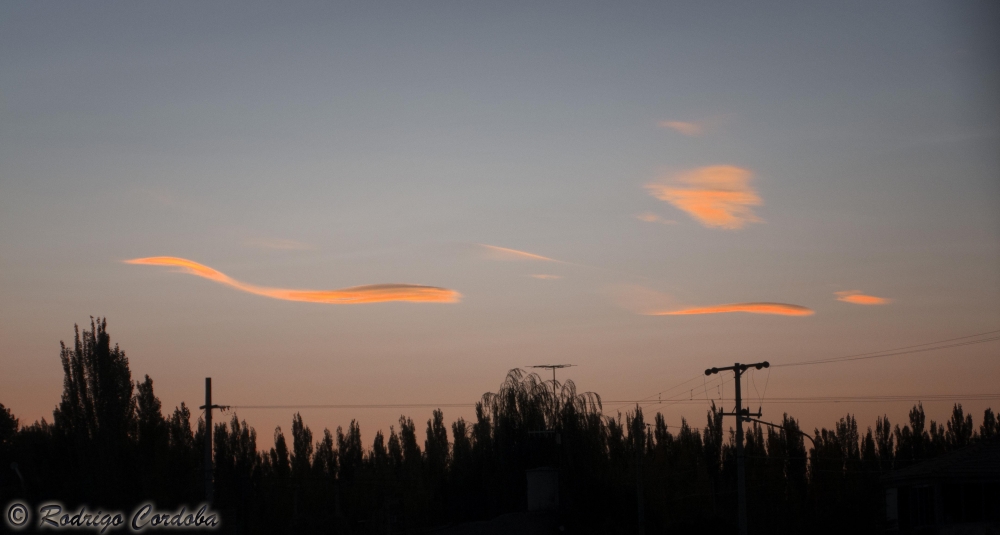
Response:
[650, 302, 814, 316]
[835, 291, 891, 305]
[125, 256, 460, 304]
[645, 165, 762, 229]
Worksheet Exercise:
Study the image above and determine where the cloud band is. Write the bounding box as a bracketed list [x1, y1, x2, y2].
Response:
[835, 291, 890, 305]
[126, 256, 460, 304]
[650, 302, 814, 316]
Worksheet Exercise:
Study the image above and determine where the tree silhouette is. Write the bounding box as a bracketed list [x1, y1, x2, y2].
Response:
[3, 319, 998, 535]
[53, 318, 135, 505]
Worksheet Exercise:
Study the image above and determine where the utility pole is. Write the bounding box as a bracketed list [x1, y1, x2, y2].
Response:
[199, 377, 229, 504]
[705, 361, 769, 535]
[529, 364, 574, 426]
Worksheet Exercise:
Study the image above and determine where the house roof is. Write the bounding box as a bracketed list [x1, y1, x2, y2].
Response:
[883, 438, 1000, 484]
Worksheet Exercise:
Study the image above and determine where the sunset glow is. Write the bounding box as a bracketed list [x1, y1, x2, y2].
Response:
[650, 302, 815, 316]
[125, 256, 460, 304]
[645, 165, 762, 229]
[835, 291, 891, 305]
[3, 2, 998, 514]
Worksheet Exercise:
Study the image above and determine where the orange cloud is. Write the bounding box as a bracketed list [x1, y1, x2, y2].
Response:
[530, 274, 561, 280]
[650, 302, 814, 316]
[478, 244, 558, 262]
[658, 120, 703, 137]
[645, 165, 762, 229]
[125, 256, 460, 304]
[835, 291, 891, 305]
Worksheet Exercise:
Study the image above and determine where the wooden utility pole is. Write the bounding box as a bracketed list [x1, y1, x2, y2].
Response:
[199, 377, 229, 504]
[705, 361, 769, 535]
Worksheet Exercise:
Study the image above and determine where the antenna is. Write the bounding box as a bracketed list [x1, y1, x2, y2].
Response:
[529, 364, 575, 388]
[529, 364, 575, 426]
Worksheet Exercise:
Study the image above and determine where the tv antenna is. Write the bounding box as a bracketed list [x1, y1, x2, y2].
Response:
[529, 364, 575, 388]
[529, 364, 575, 425]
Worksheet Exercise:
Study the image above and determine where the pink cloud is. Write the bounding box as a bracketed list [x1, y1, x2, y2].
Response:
[650, 302, 814, 317]
[125, 256, 460, 304]
[835, 291, 891, 305]
[645, 165, 762, 229]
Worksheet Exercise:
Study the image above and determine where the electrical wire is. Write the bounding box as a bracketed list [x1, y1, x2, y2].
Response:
[227, 392, 1000, 411]
[601, 393, 1000, 405]
[604, 372, 704, 413]
[775, 330, 1000, 368]
[231, 330, 999, 413]
[230, 403, 473, 410]
[761, 367, 771, 404]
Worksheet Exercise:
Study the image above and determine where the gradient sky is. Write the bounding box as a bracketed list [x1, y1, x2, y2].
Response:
[2, 1, 998, 447]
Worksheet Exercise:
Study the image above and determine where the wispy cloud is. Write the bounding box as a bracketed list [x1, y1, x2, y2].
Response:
[125, 256, 460, 304]
[645, 166, 762, 229]
[478, 244, 558, 262]
[530, 274, 561, 280]
[835, 291, 891, 305]
[245, 238, 315, 251]
[649, 302, 814, 316]
[658, 120, 704, 137]
[635, 212, 677, 225]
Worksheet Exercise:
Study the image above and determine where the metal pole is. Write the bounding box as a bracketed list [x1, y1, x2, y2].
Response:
[552, 368, 558, 425]
[734, 364, 747, 535]
[529, 364, 574, 428]
[205, 377, 214, 504]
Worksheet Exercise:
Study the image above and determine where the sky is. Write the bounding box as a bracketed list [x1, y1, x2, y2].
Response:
[2, 1, 998, 448]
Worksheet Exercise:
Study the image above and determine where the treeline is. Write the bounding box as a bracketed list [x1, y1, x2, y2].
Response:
[0, 319, 997, 534]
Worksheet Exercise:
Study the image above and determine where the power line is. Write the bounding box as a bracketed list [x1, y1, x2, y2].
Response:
[778, 337, 1000, 367]
[222, 393, 1000, 414]
[230, 403, 474, 410]
[633, 373, 704, 404]
[620, 374, 731, 412]
[826, 328, 1000, 358]
[613, 331, 998, 411]
[609, 329, 998, 416]
[620, 329, 1000, 413]
[230, 330, 1000, 413]
[605, 373, 727, 413]
[775, 330, 1000, 368]
[603, 372, 707, 413]
[603, 394, 1000, 405]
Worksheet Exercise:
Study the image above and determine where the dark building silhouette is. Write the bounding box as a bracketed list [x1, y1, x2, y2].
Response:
[883, 438, 1000, 534]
